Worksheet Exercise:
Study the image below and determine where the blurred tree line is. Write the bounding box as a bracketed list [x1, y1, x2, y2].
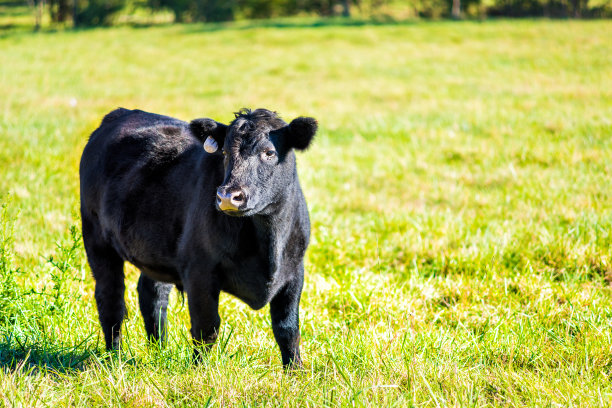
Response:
[29, 0, 612, 28]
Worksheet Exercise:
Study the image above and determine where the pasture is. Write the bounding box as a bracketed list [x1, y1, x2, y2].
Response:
[1, 18, 612, 406]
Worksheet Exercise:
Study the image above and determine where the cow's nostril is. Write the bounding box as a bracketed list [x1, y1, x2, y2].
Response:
[232, 192, 245, 203]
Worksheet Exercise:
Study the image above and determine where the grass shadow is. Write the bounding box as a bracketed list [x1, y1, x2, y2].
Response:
[0, 334, 101, 374]
[0, 329, 158, 375]
[180, 15, 413, 34]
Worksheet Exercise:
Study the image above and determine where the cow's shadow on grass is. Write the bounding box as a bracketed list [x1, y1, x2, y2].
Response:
[0, 335, 132, 374]
[0, 340, 92, 374]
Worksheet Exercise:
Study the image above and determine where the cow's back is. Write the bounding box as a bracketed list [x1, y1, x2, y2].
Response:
[80, 108, 218, 275]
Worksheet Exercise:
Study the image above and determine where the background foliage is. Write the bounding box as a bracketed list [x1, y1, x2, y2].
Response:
[4, 0, 612, 29]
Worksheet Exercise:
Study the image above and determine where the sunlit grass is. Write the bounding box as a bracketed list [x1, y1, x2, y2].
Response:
[1, 18, 611, 406]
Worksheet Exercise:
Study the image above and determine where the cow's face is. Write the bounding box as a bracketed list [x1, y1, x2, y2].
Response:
[190, 109, 317, 217]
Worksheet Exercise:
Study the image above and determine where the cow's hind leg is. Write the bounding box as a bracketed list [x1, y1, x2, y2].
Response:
[82, 217, 126, 351]
[137, 274, 172, 344]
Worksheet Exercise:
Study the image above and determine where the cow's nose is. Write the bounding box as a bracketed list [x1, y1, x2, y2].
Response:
[216, 189, 246, 211]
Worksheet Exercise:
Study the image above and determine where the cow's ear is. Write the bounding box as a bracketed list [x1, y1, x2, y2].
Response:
[189, 118, 228, 154]
[284, 117, 317, 151]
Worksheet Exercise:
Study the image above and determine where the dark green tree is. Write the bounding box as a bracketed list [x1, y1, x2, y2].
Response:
[148, 0, 234, 22]
[49, 0, 71, 22]
[197, 0, 235, 21]
[237, 0, 281, 18]
[76, 0, 126, 25]
[148, 0, 192, 22]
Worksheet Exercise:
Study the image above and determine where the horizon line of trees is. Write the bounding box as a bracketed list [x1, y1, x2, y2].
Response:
[28, 0, 612, 28]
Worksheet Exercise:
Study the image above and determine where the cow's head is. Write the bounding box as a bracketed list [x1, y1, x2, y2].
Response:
[190, 109, 317, 216]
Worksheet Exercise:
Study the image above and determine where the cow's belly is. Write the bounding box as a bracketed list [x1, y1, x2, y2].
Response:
[108, 229, 182, 285]
[103, 211, 183, 280]
[136, 263, 182, 285]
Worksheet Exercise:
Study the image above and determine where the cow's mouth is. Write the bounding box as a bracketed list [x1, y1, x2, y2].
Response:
[216, 206, 254, 217]
[221, 209, 245, 216]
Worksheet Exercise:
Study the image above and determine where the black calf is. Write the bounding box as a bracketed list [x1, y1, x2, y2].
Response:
[80, 108, 317, 367]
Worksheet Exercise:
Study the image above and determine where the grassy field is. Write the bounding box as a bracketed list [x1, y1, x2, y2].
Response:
[1, 17, 611, 407]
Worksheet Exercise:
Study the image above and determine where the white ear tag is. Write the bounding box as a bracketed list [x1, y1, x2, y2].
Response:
[203, 136, 218, 153]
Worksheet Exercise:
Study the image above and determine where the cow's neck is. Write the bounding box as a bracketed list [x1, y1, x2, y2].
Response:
[249, 181, 297, 269]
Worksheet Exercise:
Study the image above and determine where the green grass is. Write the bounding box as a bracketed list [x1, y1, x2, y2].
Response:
[1, 18, 612, 406]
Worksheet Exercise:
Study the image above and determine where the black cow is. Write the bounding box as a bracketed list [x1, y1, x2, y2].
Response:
[79, 107, 317, 367]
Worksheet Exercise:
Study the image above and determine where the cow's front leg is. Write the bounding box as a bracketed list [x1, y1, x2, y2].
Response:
[270, 274, 304, 368]
[185, 272, 221, 361]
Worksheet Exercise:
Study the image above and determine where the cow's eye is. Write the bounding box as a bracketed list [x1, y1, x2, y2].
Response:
[262, 150, 276, 160]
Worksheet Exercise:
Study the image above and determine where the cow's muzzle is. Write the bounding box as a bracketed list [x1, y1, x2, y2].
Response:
[216, 188, 247, 213]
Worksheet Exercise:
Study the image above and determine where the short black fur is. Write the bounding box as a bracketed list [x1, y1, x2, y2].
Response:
[80, 108, 317, 367]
